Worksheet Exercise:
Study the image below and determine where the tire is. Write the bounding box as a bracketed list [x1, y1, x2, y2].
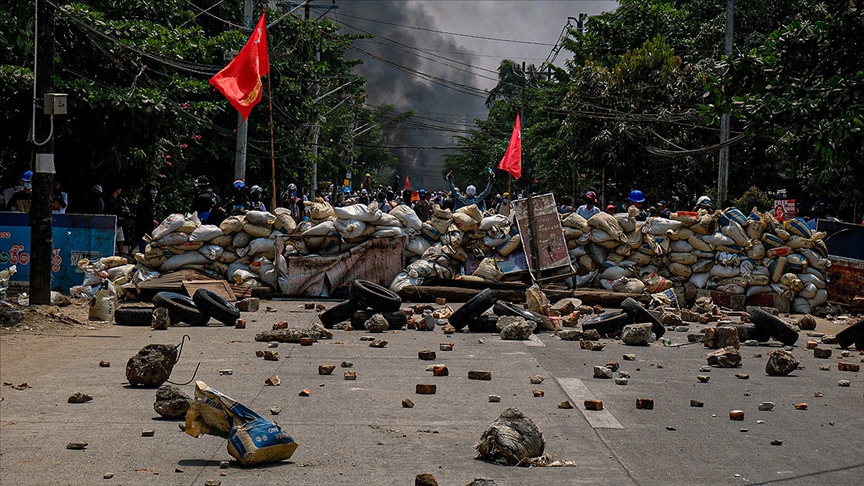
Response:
[836, 317, 864, 349]
[192, 289, 241, 325]
[468, 315, 498, 333]
[350, 309, 408, 330]
[493, 300, 541, 323]
[319, 299, 358, 328]
[728, 324, 770, 342]
[349, 280, 402, 312]
[748, 307, 799, 345]
[621, 297, 665, 338]
[153, 291, 210, 326]
[582, 311, 632, 336]
[114, 306, 155, 326]
[448, 288, 498, 331]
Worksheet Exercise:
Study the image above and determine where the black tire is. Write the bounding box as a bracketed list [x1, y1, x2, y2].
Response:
[727, 324, 770, 342]
[192, 288, 241, 325]
[493, 300, 541, 323]
[350, 309, 408, 330]
[467, 315, 498, 333]
[319, 299, 358, 328]
[582, 311, 632, 336]
[748, 308, 799, 345]
[153, 291, 210, 326]
[836, 317, 864, 349]
[621, 297, 666, 338]
[448, 288, 498, 331]
[349, 280, 402, 312]
[114, 307, 155, 326]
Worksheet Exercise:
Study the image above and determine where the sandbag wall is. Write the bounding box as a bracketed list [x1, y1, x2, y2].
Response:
[561, 207, 832, 314]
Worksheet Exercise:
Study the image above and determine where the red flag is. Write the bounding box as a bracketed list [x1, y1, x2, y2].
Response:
[405, 176, 411, 190]
[497, 112, 521, 179]
[209, 12, 270, 122]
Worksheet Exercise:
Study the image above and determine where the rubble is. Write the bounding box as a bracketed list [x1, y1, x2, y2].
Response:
[765, 350, 799, 376]
[489, 395, 501, 403]
[697, 375, 710, 383]
[151, 307, 170, 330]
[529, 375, 545, 384]
[67, 392, 93, 403]
[263, 350, 279, 361]
[557, 329, 583, 341]
[532, 390, 545, 397]
[142, 429, 155, 437]
[344, 370, 357, 380]
[838, 362, 860, 372]
[813, 348, 832, 359]
[558, 401, 573, 409]
[402, 399, 415, 408]
[439, 343, 453, 351]
[468, 370, 492, 381]
[364, 314, 389, 333]
[265, 375, 281, 386]
[154, 384, 191, 418]
[319, 365, 335, 375]
[498, 316, 536, 340]
[418, 349, 436, 360]
[99, 360, 110, 367]
[620, 323, 652, 346]
[636, 398, 654, 410]
[415, 384, 436, 394]
[838, 380, 851, 387]
[593, 366, 613, 379]
[126, 344, 179, 388]
[475, 408, 545, 466]
[703, 327, 740, 349]
[706, 347, 742, 368]
[584, 400, 604, 410]
[582, 329, 601, 341]
[415, 473, 437, 486]
[299, 389, 311, 397]
[796, 314, 817, 331]
[758, 402, 775, 411]
[729, 410, 745, 421]
[254, 324, 331, 343]
[369, 340, 388, 348]
[433, 365, 449, 376]
[235, 298, 259, 312]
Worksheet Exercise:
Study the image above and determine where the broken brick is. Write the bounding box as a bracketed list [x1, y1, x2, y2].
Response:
[636, 398, 654, 410]
[264, 375, 280, 386]
[690, 400, 704, 407]
[432, 365, 449, 377]
[729, 410, 745, 420]
[344, 370, 357, 380]
[263, 350, 279, 361]
[838, 362, 860, 372]
[442, 324, 456, 334]
[234, 319, 246, 329]
[605, 361, 620, 372]
[439, 343, 453, 351]
[795, 403, 808, 410]
[584, 399, 604, 411]
[369, 340, 388, 348]
[299, 337, 314, 346]
[532, 390, 545, 397]
[298, 389, 311, 397]
[813, 348, 832, 359]
[99, 360, 110, 367]
[415, 384, 437, 394]
[558, 401, 573, 409]
[706, 346, 742, 368]
[806, 340, 819, 349]
[468, 370, 492, 381]
[703, 327, 740, 349]
[418, 349, 437, 361]
[273, 321, 288, 330]
[402, 399, 415, 408]
[318, 365, 336, 375]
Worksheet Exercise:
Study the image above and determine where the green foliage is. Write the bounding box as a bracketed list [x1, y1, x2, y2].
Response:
[733, 186, 773, 213]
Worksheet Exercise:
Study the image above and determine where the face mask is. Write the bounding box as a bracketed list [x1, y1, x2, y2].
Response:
[150, 189, 158, 198]
[24, 182, 32, 190]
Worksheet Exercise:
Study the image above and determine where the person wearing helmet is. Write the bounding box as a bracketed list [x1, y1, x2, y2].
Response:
[692, 195, 713, 212]
[413, 189, 431, 222]
[605, 203, 617, 215]
[282, 183, 304, 224]
[247, 185, 266, 211]
[628, 189, 649, 221]
[358, 188, 370, 206]
[2, 170, 33, 211]
[446, 169, 495, 211]
[363, 173, 372, 193]
[230, 179, 248, 215]
[575, 190, 600, 220]
[657, 200, 671, 219]
[807, 200, 839, 229]
[190, 176, 224, 224]
[5, 171, 34, 213]
[83, 184, 105, 214]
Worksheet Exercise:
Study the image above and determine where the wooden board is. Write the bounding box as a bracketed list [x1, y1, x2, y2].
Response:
[182, 280, 237, 301]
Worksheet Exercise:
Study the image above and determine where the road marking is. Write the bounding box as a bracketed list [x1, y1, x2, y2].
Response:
[555, 377, 624, 429]
[524, 334, 545, 347]
[484, 335, 545, 347]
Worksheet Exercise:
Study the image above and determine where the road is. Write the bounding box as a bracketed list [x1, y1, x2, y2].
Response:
[1, 300, 862, 485]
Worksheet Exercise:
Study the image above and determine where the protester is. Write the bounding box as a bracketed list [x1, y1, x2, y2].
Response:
[230, 180, 248, 215]
[190, 176, 224, 225]
[496, 192, 510, 216]
[104, 184, 130, 255]
[281, 183, 305, 224]
[693, 195, 713, 212]
[135, 182, 159, 252]
[52, 180, 68, 214]
[446, 170, 494, 211]
[358, 188, 370, 206]
[807, 201, 840, 229]
[559, 196, 575, 214]
[413, 189, 431, 221]
[247, 185, 266, 211]
[575, 191, 600, 220]
[627, 190, 649, 221]
[83, 184, 105, 214]
[604, 203, 616, 215]
[5, 173, 33, 213]
[1, 170, 29, 209]
[657, 200, 671, 218]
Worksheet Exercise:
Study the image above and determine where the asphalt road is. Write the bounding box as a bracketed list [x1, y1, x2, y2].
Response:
[1, 300, 862, 486]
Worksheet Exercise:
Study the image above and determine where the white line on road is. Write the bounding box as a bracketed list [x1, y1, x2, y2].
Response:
[555, 377, 624, 429]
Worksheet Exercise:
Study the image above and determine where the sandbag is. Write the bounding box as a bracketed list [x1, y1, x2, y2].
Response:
[456, 204, 483, 223]
[562, 227, 583, 240]
[171, 241, 204, 253]
[246, 238, 276, 257]
[189, 225, 224, 242]
[232, 231, 252, 249]
[199, 244, 224, 261]
[450, 212, 477, 232]
[689, 212, 718, 235]
[161, 252, 210, 272]
[480, 214, 509, 231]
[390, 205, 422, 230]
[691, 258, 714, 274]
[373, 228, 406, 239]
[625, 229, 643, 249]
[806, 288, 828, 307]
[668, 227, 694, 241]
[746, 240, 766, 260]
[642, 217, 683, 235]
[720, 208, 749, 226]
[688, 272, 710, 289]
[334, 218, 367, 239]
[667, 262, 693, 278]
[722, 221, 750, 247]
[219, 215, 245, 234]
[799, 249, 831, 271]
[703, 232, 735, 247]
[334, 204, 382, 223]
[668, 252, 698, 265]
[374, 212, 402, 227]
[562, 212, 589, 232]
[784, 217, 812, 238]
[242, 222, 271, 238]
[614, 212, 637, 233]
[497, 234, 522, 257]
[688, 234, 713, 251]
[307, 202, 335, 222]
[786, 254, 808, 272]
[587, 212, 627, 244]
[670, 239, 693, 253]
[153, 232, 189, 248]
[710, 264, 739, 278]
[406, 236, 432, 256]
[786, 235, 813, 250]
[152, 214, 186, 240]
[798, 273, 826, 289]
[273, 208, 297, 234]
[244, 210, 276, 227]
[473, 258, 504, 281]
[670, 211, 699, 226]
[599, 265, 634, 280]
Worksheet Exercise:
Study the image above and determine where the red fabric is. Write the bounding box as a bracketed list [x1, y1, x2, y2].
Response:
[209, 12, 270, 122]
[498, 112, 521, 179]
[405, 176, 410, 190]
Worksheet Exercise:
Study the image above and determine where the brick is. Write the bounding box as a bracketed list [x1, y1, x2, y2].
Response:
[532, 390, 545, 397]
[439, 343, 453, 351]
[442, 324, 456, 334]
[402, 399, 415, 408]
[530, 374, 545, 384]
[273, 321, 288, 330]
[99, 360, 110, 367]
[636, 398, 654, 410]
[697, 375, 710, 383]
[729, 410, 745, 420]
[234, 319, 246, 329]
[584, 399, 604, 411]
[343, 370, 357, 380]
[813, 348, 832, 359]
[299, 337, 314, 346]
[838, 362, 860, 372]
[706, 346, 742, 368]
[318, 365, 335, 375]
[418, 349, 437, 360]
[432, 365, 449, 377]
[704, 326, 740, 349]
[690, 400, 704, 407]
[806, 340, 819, 349]
[264, 375, 280, 386]
[369, 340, 388, 348]
[622, 354, 636, 361]
[736, 373, 750, 380]
[263, 350, 279, 361]
[558, 400, 573, 409]
[795, 403, 808, 410]
[415, 384, 437, 394]
[605, 361, 620, 372]
[468, 370, 492, 381]
[435, 297, 447, 305]
[235, 298, 259, 312]
[304, 302, 316, 309]
[315, 304, 326, 311]
[298, 388, 311, 397]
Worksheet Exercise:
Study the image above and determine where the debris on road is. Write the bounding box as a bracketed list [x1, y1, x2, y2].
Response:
[475, 408, 545, 466]
[262, 350, 279, 361]
[558, 401, 573, 409]
[299, 388, 311, 396]
[584, 400, 603, 410]
[369, 340, 388, 348]
[532, 390, 545, 397]
[254, 324, 332, 343]
[99, 360, 110, 367]
[415, 472, 438, 486]
[489, 395, 501, 402]
[66, 442, 88, 450]
[636, 398, 654, 409]
[468, 370, 492, 381]
[265, 375, 280, 386]
[530, 375, 545, 384]
[126, 343, 179, 388]
[765, 350, 799, 376]
[730, 410, 745, 420]
[415, 384, 437, 394]
[706, 346, 742, 368]
[318, 365, 335, 375]
[67, 392, 93, 403]
[621, 323, 652, 346]
[154, 385, 191, 419]
[142, 429, 155, 437]
[344, 370, 357, 380]
[403, 399, 415, 408]
[151, 307, 170, 330]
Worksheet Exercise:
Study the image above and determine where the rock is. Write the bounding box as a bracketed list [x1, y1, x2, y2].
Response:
[435, 297, 447, 305]
[298, 388, 311, 397]
[273, 321, 288, 330]
[622, 354, 636, 361]
[529, 375, 545, 384]
[551, 298, 582, 315]
[142, 429, 155, 437]
[402, 398, 416, 408]
[593, 366, 613, 379]
[415, 384, 437, 394]
[467, 478, 498, 486]
[341, 361, 353, 368]
[704, 327, 740, 349]
[590, 342, 605, 351]
[814, 348, 832, 359]
[67, 392, 93, 403]
[126, 344, 179, 388]
[204, 480, 221, 486]
[439, 343, 453, 351]
[584, 399, 604, 410]
[558, 400, 573, 409]
[468, 370, 492, 381]
[255, 350, 264, 357]
[219, 460, 230, 469]
[736, 373, 750, 380]
[796, 314, 817, 331]
[688, 333, 705, 343]
[488, 395, 501, 402]
[838, 362, 860, 372]
[706, 346, 742, 368]
[636, 398, 654, 410]
[765, 350, 799, 376]
[318, 365, 335, 375]
[821, 334, 838, 344]
[615, 377, 629, 385]
[806, 340, 819, 349]
[697, 375, 710, 383]
[838, 380, 851, 387]
[770, 440, 783, 446]
[758, 402, 775, 411]
[605, 361, 620, 372]
[218, 369, 233, 375]
[154, 384, 191, 418]
[475, 408, 545, 465]
[344, 370, 357, 380]
[270, 406, 281, 415]
[499, 317, 536, 340]
[418, 349, 436, 360]
[442, 323, 456, 334]
[254, 324, 332, 343]
[99, 360, 110, 367]
[660, 312, 683, 327]
[795, 403, 808, 410]
[814, 392, 823, 397]
[265, 375, 280, 386]
[234, 319, 246, 329]
[235, 298, 259, 312]
[675, 326, 690, 332]
[432, 365, 449, 376]
[621, 323, 652, 346]
[729, 410, 745, 421]
[582, 329, 601, 341]
[532, 389, 545, 397]
[557, 329, 583, 341]
[66, 442, 88, 450]
[415, 472, 438, 486]
[263, 350, 279, 361]
[369, 340, 388, 348]
[151, 307, 170, 330]
[690, 400, 704, 407]
[360, 336, 375, 341]
[365, 313, 389, 333]
[699, 366, 712, 372]
[103, 473, 114, 479]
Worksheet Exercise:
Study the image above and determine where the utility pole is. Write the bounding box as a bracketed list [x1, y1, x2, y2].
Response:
[717, 0, 733, 203]
[30, 0, 56, 306]
[234, 0, 254, 182]
[305, 4, 321, 194]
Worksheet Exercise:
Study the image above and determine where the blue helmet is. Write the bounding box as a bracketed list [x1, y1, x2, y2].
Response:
[22, 170, 33, 182]
[629, 190, 645, 203]
[233, 179, 246, 190]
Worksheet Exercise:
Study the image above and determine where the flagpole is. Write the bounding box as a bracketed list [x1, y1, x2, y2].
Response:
[506, 174, 512, 216]
[267, 75, 277, 211]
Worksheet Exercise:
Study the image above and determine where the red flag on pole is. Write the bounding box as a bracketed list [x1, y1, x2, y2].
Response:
[209, 12, 270, 123]
[497, 112, 522, 179]
[405, 176, 411, 190]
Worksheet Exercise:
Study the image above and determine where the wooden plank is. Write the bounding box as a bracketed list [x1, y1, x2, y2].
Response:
[182, 280, 236, 301]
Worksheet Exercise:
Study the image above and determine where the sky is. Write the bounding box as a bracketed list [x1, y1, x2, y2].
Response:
[316, 0, 621, 190]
